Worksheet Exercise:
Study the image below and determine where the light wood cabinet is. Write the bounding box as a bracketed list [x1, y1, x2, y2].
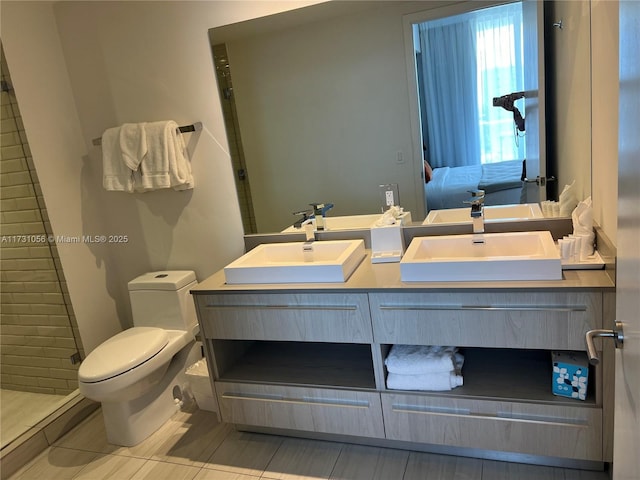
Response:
[193, 287, 611, 464]
[381, 392, 602, 460]
[198, 293, 372, 343]
[216, 382, 385, 438]
[369, 292, 601, 350]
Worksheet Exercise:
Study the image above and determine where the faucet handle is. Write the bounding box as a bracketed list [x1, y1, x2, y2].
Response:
[292, 209, 313, 229]
[310, 203, 334, 215]
[464, 190, 485, 205]
[293, 209, 312, 218]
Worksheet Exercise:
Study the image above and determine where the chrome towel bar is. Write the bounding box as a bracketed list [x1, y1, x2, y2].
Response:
[92, 121, 202, 146]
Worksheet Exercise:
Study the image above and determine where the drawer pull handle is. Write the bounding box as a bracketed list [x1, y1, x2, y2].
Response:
[379, 305, 586, 312]
[496, 411, 589, 427]
[392, 404, 471, 416]
[207, 305, 358, 311]
[391, 404, 588, 427]
[222, 392, 370, 409]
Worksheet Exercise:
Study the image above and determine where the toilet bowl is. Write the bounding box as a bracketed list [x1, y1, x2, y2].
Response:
[78, 271, 202, 446]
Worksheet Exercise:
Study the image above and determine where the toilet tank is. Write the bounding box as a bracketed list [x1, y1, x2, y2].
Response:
[128, 271, 198, 334]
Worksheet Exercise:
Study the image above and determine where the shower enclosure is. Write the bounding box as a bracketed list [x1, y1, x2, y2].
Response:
[0, 45, 86, 450]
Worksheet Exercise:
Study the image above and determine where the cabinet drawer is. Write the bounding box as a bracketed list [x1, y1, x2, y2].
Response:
[382, 392, 602, 461]
[370, 292, 601, 350]
[197, 293, 372, 342]
[216, 381, 384, 438]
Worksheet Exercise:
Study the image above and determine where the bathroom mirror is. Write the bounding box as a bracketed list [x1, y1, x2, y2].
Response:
[210, 0, 591, 233]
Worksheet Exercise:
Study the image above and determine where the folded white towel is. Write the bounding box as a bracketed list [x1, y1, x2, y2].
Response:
[385, 345, 458, 375]
[386, 371, 463, 391]
[119, 123, 147, 171]
[134, 120, 193, 192]
[102, 126, 135, 192]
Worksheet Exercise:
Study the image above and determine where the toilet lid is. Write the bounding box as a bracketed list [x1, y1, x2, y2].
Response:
[78, 327, 169, 383]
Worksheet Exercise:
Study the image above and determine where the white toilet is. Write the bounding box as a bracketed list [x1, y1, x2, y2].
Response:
[78, 271, 202, 446]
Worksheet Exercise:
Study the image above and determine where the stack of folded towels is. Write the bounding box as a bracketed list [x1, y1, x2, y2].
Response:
[385, 345, 464, 391]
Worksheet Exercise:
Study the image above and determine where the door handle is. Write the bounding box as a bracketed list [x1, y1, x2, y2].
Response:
[585, 321, 624, 365]
[523, 175, 557, 186]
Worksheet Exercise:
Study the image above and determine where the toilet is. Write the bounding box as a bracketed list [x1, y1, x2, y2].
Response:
[78, 271, 202, 446]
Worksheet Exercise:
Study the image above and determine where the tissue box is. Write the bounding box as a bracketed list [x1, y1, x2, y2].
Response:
[551, 351, 589, 400]
[370, 224, 404, 263]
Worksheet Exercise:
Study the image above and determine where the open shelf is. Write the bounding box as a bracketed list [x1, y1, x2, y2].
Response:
[382, 347, 596, 406]
[214, 341, 376, 389]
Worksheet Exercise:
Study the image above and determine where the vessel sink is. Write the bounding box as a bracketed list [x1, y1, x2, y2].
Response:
[400, 231, 561, 282]
[282, 212, 411, 232]
[224, 239, 366, 284]
[423, 203, 544, 225]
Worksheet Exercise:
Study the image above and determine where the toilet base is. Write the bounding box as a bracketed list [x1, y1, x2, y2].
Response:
[100, 341, 201, 446]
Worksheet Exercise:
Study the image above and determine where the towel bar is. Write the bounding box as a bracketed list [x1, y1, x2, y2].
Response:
[92, 122, 202, 146]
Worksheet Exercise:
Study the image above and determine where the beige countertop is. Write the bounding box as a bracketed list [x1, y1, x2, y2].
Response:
[192, 251, 615, 294]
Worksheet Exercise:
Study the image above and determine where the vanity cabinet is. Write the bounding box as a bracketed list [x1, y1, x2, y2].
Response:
[193, 281, 613, 465]
[369, 291, 605, 461]
[195, 292, 383, 439]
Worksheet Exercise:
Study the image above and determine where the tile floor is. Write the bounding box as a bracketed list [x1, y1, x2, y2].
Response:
[1, 390, 70, 448]
[8, 406, 611, 480]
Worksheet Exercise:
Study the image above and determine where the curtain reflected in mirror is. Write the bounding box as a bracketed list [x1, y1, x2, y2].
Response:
[414, 2, 530, 212]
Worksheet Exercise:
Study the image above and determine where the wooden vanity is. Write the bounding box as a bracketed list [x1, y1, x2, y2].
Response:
[191, 253, 615, 468]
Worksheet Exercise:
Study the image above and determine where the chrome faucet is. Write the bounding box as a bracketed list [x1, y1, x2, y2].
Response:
[310, 203, 334, 231]
[465, 190, 485, 243]
[299, 217, 316, 247]
[292, 209, 313, 229]
[292, 209, 316, 246]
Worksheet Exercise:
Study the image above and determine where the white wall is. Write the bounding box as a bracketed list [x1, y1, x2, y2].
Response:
[227, 3, 429, 231]
[0, 0, 319, 353]
[591, 0, 619, 245]
[546, 1, 592, 202]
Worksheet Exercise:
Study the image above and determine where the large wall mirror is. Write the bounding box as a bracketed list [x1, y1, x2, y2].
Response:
[210, 0, 592, 234]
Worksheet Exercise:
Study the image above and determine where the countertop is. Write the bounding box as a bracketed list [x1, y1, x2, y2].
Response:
[191, 251, 615, 295]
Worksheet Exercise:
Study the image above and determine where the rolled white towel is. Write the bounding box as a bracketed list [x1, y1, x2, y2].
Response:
[385, 345, 458, 375]
[386, 371, 463, 391]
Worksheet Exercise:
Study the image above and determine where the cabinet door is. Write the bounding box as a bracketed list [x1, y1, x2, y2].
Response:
[216, 381, 384, 439]
[198, 293, 372, 342]
[382, 392, 602, 461]
[370, 292, 601, 350]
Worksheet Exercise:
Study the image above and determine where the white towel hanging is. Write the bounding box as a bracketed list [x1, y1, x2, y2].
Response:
[100, 121, 194, 192]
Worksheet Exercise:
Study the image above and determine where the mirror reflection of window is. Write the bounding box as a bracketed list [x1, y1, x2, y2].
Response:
[475, 3, 525, 165]
[414, 2, 528, 212]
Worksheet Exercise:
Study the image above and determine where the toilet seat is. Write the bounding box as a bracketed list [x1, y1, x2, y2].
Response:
[78, 327, 169, 383]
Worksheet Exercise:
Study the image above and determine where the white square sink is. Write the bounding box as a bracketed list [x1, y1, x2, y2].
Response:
[400, 231, 561, 282]
[423, 203, 544, 225]
[282, 212, 412, 232]
[224, 240, 366, 284]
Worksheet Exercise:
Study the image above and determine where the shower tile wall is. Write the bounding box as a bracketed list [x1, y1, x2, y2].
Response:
[0, 47, 83, 395]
